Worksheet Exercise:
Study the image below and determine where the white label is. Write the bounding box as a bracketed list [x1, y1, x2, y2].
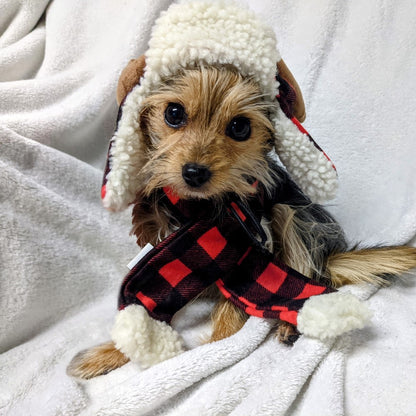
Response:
[127, 243, 154, 270]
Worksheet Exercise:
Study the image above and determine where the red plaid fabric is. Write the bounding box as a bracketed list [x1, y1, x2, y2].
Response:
[118, 186, 335, 327]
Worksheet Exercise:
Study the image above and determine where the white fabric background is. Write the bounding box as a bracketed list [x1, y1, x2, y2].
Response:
[1, 0, 415, 415]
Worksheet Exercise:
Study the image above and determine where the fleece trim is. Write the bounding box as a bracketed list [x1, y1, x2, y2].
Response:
[273, 106, 338, 202]
[111, 304, 184, 368]
[297, 292, 372, 340]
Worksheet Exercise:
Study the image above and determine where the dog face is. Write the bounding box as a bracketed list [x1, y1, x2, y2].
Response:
[137, 67, 275, 200]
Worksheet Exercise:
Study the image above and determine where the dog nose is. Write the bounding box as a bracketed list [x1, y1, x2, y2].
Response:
[182, 163, 212, 188]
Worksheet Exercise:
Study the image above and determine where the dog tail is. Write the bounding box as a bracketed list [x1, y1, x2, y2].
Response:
[327, 246, 416, 287]
[67, 341, 129, 379]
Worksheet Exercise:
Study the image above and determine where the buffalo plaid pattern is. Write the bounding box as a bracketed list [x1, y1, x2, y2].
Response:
[118, 186, 335, 327]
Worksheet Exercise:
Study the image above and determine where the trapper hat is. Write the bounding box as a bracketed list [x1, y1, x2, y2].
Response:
[101, 0, 338, 212]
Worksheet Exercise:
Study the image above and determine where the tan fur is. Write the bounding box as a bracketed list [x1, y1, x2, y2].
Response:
[69, 66, 416, 378]
[210, 296, 248, 342]
[137, 67, 275, 201]
[67, 341, 129, 379]
[327, 246, 416, 288]
[115, 55, 306, 120]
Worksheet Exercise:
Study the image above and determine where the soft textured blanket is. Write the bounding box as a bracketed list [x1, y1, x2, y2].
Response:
[1, 0, 416, 415]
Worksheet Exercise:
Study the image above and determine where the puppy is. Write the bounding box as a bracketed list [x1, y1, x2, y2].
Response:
[67, 65, 416, 379]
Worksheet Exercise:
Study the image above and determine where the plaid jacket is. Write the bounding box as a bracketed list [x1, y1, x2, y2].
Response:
[118, 182, 335, 327]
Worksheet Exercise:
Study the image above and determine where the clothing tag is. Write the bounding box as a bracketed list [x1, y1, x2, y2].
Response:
[127, 243, 154, 270]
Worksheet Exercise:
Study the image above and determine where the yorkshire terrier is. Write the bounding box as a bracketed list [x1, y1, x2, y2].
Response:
[67, 64, 416, 379]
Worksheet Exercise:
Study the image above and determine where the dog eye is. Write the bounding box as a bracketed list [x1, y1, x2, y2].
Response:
[226, 117, 251, 141]
[164, 103, 187, 128]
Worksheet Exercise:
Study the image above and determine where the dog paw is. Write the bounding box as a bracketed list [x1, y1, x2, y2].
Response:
[67, 341, 129, 380]
[276, 321, 300, 346]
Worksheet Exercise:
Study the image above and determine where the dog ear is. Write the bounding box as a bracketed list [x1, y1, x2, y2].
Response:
[276, 59, 306, 122]
[116, 55, 146, 106]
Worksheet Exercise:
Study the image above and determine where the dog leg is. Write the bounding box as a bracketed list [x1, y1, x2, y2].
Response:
[210, 296, 248, 342]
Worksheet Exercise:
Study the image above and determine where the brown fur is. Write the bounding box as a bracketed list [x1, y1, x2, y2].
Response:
[66, 341, 129, 379]
[68, 66, 416, 379]
[276, 321, 301, 345]
[138, 66, 275, 203]
[210, 296, 248, 342]
[327, 246, 416, 287]
[131, 192, 173, 246]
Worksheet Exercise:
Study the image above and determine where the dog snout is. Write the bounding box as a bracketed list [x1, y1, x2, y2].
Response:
[182, 163, 212, 188]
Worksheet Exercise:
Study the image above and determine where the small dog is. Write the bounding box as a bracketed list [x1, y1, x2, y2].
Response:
[68, 65, 416, 379]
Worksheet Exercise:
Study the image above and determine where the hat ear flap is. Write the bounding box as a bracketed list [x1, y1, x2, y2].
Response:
[101, 55, 148, 211]
[274, 59, 338, 203]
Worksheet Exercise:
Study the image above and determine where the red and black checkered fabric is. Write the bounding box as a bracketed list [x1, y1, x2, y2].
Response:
[118, 186, 335, 327]
[276, 74, 297, 120]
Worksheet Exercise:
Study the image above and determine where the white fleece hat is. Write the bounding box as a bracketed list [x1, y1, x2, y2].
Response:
[102, 0, 338, 211]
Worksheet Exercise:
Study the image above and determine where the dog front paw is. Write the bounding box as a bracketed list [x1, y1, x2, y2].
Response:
[276, 321, 300, 346]
[67, 341, 129, 379]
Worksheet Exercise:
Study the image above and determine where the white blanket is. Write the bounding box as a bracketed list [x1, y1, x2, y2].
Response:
[1, 0, 416, 415]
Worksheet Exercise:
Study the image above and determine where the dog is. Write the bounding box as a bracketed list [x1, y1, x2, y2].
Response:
[67, 64, 416, 379]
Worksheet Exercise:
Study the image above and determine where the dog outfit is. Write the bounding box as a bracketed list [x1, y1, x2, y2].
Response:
[102, 1, 371, 368]
[119, 183, 335, 326]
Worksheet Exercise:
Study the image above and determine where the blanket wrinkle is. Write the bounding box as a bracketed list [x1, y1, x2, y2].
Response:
[0, 0, 49, 48]
[0, 0, 173, 168]
[0, 128, 136, 353]
[300, 0, 348, 107]
[1, 0, 416, 415]
[0, 24, 45, 81]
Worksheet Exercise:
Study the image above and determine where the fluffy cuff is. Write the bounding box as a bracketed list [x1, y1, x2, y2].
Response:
[297, 292, 372, 340]
[111, 305, 184, 368]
